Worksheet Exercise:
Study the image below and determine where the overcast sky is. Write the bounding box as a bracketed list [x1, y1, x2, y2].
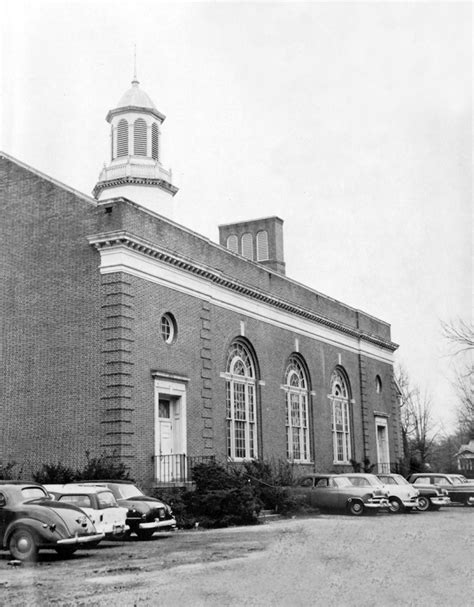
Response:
[1, 1, 471, 433]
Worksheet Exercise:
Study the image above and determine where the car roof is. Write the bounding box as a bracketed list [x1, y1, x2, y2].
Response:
[0, 480, 43, 485]
[78, 479, 136, 484]
[45, 484, 114, 495]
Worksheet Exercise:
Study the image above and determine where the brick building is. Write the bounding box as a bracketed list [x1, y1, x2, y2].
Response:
[0, 77, 400, 487]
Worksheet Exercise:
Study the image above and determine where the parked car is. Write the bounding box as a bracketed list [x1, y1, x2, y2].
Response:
[408, 473, 474, 506]
[79, 481, 176, 539]
[289, 473, 389, 516]
[408, 482, 450, 512]
[375, 473, 420, 513]
[0, 482, 103, 560]
[45, 484, 129, 540]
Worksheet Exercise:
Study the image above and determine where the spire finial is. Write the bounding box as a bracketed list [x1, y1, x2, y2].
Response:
[132, 44, 139, 85]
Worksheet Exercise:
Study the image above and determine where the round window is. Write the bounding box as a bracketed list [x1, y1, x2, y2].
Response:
[160, 313, 177, 344]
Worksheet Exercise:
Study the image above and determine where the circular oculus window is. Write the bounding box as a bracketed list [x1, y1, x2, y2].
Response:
[160, 313, 177, 344]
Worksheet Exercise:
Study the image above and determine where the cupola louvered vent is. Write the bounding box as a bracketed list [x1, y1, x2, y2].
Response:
[241, 233, 254, 260]
[134, 118, 147, 156]
[151, 123, 159, 161]
[226, 234, 238, 253]
[117, 119, 128, 157]
[256, 230, 269, 261]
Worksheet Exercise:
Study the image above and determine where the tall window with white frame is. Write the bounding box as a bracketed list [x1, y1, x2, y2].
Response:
[285, 356, 310, 462]
[330, 369, 352, 464]
[225, 341, 258, 460]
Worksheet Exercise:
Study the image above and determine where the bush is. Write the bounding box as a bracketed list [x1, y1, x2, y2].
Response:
[189, 485, 261, 528]
[33, 462, 76, 484]
[0, 461, 23, 480]
[242, 459, 302, 513]
[33, 450, 130, 484]
[75, 451, 130, 481]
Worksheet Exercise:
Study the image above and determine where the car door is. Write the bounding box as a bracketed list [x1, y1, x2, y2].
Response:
[312, 477, 338, 509]
[0, 491, 7, 544]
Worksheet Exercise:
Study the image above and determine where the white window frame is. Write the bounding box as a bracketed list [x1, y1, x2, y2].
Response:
[283, 357, 310, 463]
[223, 342, 258, 461]
[329, 369, 352, 464]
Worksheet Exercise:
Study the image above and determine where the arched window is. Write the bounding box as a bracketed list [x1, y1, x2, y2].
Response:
[117, 119, 128, 157]
[241, 233, 253, 260]
[225, 341, 258, 460]
[151, 123, 159, 161]
[375, 375, 382, 393]
[256, 231, 269, 261]
[134, 118, 147, 156]
[285, 356, 310, 462]
[226, 235, 238, 253]
[329, 369, 352, 463]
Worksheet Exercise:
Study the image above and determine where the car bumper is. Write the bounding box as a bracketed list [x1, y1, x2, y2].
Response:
[430, 496, 451, 506]
[365, 499, 389, 509]
[57, 533, 105, 545]
[139, 517, 177, 531]
[401, 498, 420, 508]
[101, 523, 130, 536]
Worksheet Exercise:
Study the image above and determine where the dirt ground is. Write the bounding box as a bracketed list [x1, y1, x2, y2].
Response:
[0, 506, 472, 606]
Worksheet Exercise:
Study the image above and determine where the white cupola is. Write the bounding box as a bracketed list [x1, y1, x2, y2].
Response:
[93, 74, 178, 217]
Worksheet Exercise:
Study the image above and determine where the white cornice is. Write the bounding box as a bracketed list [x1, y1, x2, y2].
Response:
[88, 231, 397, 363]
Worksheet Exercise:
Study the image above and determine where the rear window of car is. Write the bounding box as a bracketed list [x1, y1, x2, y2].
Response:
[413, 477, 433, 485]
[59, 495, 92, 508]
[97, 491, 118, 509]
[21, 487, 49, 500]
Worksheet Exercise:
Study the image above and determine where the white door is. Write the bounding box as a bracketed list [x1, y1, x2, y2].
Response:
[375, 418, 390, 473]
[158, 399, 173, 455]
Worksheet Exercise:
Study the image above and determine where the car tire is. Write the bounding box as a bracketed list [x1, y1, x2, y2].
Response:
[55, 546, 78, 558]
[416, 496, 431, 512]
[388, 497, 404, 514]
[9, 528, 39, 561]
[136, 529, 155, 540]
[347, 500, 364, 516]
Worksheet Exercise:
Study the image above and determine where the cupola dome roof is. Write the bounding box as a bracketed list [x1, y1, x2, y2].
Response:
[117, 79, 156, 110]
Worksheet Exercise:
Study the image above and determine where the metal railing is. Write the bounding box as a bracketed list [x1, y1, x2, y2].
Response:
[153, 454, 216, 484]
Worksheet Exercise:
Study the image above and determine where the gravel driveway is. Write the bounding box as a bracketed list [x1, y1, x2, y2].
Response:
[1, 506, 472, 606]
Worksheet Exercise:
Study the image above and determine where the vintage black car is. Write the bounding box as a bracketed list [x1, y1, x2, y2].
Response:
[80, 481, 176, 539]
[0, 482, 103, 560]
[408, 473, 474, 506]
[289, 473, 389, 515]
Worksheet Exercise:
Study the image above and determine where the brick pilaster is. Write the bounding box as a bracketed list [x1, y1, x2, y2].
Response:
[100, 273, 135, 461]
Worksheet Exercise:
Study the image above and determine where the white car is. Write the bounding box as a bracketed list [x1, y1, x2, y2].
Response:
[376, 473, 420, 513]
[45, 484, 129, 540]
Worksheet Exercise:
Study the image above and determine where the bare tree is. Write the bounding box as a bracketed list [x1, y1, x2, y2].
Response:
[441, 319, 473, 440]
[396, 365, 438, 470]
[441, 319, 474, 353]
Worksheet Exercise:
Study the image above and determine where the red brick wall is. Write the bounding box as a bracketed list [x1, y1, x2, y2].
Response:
[0, 157, 103, 474]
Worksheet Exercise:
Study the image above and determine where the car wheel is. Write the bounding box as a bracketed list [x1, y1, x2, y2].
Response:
[347, 500, 364, 516]
[9, 528, 39, 561]
[136, 528, 155, 540]
[416, 496, 431, 512]
[55, 546, 78, 558]
[388, 497, 404, 514]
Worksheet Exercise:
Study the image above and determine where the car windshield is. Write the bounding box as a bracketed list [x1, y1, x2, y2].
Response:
[449, 476, 463, 485]
[22, 487, 49, 500]
[59, 494, 92, 508]
[97, 491, 118, 508]
[344, 475, 383, 487]
[390, 475, 410, 485]
[115, 484, 144, 499]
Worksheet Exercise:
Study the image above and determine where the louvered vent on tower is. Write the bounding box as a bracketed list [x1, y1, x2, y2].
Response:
[151, 123, 159, 161]
[117, 119, 128, 157]
[256, 230, 269, 261]
[241, 233, 253, 260]
[134, 118, 147, 155]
